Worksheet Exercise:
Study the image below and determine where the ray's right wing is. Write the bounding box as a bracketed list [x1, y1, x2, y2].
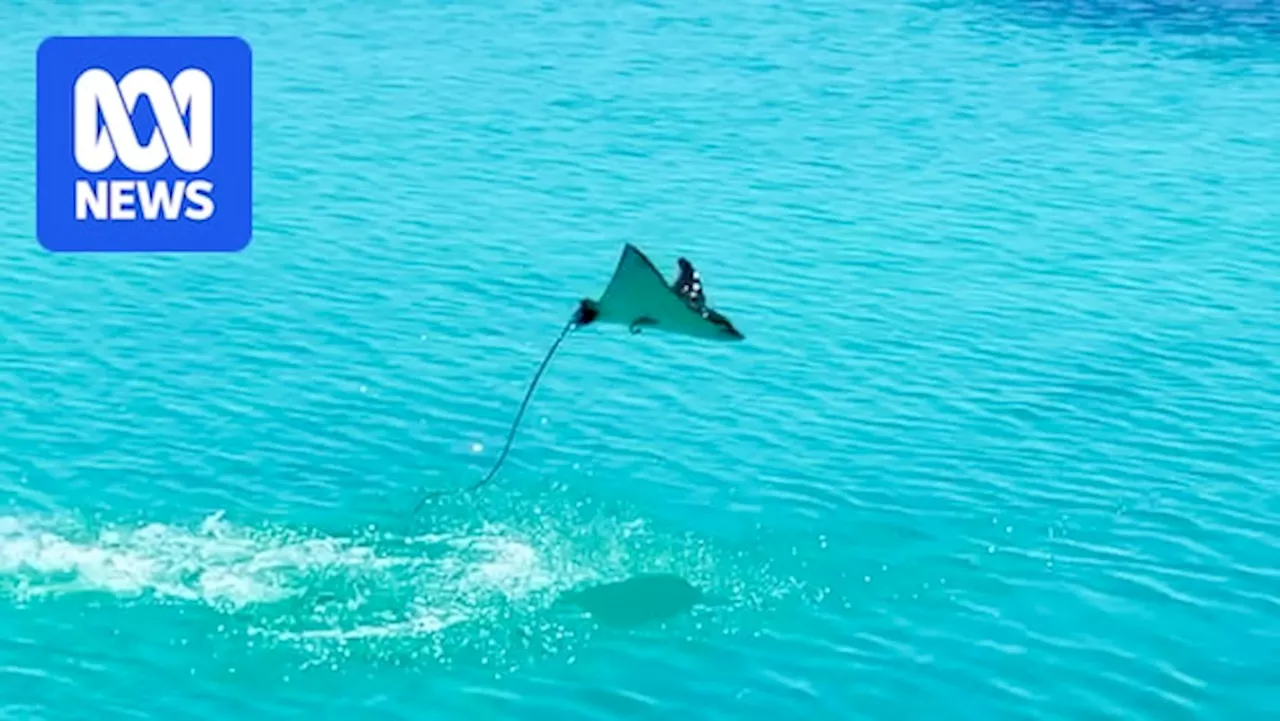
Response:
[672, 257, 708, 311]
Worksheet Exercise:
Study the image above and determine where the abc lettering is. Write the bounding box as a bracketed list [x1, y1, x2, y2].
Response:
[72, 67, 215, 222]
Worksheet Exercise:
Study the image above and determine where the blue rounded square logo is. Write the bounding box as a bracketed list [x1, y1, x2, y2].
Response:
[36, 36, 253, 253]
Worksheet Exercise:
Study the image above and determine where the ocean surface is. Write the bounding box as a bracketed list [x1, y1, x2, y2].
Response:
[1, 1, 1278, 719]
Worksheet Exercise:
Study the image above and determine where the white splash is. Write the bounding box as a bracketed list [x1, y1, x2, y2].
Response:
[0, 512, 573, 628]
[0, 506, 792, 665]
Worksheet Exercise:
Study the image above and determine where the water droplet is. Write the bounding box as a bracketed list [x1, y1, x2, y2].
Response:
[471, 442, 484, 453]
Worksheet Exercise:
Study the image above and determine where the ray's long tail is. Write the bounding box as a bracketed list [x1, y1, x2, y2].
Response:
[410, 304, 591, 513]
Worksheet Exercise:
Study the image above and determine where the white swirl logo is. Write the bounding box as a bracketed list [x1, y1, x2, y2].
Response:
[73, 67, 213, 174]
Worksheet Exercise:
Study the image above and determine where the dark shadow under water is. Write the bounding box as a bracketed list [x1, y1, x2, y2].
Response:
[552, 573, 717, 628]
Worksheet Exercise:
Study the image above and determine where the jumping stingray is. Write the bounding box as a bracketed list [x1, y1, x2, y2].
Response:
[411, 244, 744, 510]
[575, 244, 745, 342]
[553, 573, 725, 627]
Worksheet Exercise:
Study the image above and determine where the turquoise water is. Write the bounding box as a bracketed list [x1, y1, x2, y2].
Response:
[2, 1, 1278, 718]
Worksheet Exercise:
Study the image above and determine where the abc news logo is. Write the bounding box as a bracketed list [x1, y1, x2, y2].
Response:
[37, 36, 252, 253]
[73, 67, 215, 222]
